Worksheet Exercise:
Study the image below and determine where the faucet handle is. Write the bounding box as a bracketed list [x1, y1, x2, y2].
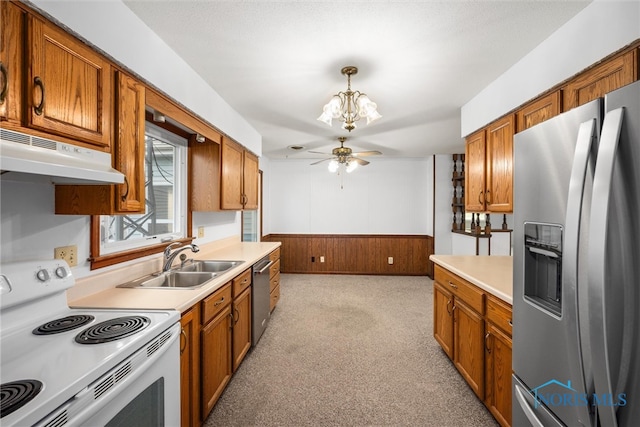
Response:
[163, 242, 181, 258]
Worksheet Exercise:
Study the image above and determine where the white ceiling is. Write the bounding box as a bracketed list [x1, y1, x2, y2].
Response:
[123, 0, 591, 161]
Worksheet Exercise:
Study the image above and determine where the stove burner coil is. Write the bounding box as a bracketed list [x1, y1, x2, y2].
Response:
[75, 316, 150, 344]
[33, 315, 95, 335]
[0, 380, 43, 418]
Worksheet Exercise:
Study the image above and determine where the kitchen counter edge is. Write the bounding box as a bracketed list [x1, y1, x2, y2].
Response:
[69, 241, 281, 313]
[429, 254, 513, 305]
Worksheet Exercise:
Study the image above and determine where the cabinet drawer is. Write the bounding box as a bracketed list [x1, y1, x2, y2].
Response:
[269, 259, 280, 279]
[269, 248, 280, 263]
[232, 268, 252, 297]
[270, 271, 280, 293]
[270, 284, 280, 312]
[202, 282, 231, 325]
[486, 295, 512, 336]
[435, 265, 484, 314]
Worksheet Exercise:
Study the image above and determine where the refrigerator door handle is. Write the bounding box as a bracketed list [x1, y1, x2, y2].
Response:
[514, 384, 546, 427]
[562, 118, 597, 422]
[588, 107, 625, 427]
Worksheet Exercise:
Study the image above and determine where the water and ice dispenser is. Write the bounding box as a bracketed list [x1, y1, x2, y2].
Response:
[523, 222, 563, 317]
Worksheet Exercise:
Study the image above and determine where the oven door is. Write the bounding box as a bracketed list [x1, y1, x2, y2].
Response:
[35, 323, 181, 427]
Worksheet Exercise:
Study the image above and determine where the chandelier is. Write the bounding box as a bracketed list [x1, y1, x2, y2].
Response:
[317, 66, 381, 132]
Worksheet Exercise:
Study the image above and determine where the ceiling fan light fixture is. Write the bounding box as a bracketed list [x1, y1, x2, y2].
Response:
[318, 66, 381, 132]
[328, 159, 339, 173]
[346, 161, 358, 173]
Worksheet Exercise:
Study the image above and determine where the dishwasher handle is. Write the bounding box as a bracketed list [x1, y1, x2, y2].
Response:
[254, 259, 274, 275]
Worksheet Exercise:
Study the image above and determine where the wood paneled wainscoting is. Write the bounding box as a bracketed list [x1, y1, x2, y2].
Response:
[262, 234, 434, 277]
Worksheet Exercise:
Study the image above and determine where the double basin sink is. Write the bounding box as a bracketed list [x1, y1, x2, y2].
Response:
[117, 260, 244, 290]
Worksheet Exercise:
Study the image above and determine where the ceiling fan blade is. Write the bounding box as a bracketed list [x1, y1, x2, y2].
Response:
[310, 157, 333, 165]
[352, 150, 382, 157]
[308, 150, 332, 155]
[351, 157, 370, 166]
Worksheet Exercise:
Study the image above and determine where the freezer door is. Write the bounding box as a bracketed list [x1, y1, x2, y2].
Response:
[588, 80, 640, 427]
[513, 99, 601, 426]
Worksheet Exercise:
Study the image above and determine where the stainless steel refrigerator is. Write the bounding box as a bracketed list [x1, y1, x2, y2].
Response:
[512, 79, 640, 427]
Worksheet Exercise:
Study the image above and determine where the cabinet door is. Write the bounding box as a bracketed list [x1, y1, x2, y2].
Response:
[220, 137, 244, 210]
[563, 49, 637, 111]
[180, 306, 201, 427]
[0, 2, 23, 123]
[516, 90, 561, 132]
[485, 322, 512, 427]
[433, 282, 454, 360]
[27, 16, 111, 148]
[243, 150, 259, 210]
[485, 114, 514, 212]
[465, 129, 486, 212]
[114, 72, 145, 213]
[453, 298, 485, 399]
[190, 136, 221, 211]
[201, 304, 232, 419]
[232, 286, 252, 372]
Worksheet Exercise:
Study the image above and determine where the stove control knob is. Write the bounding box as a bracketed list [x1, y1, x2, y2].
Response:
[55, 267, 68, 278]
[36, 269, 50, 282]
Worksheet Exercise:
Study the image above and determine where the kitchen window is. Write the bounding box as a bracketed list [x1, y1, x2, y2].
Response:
[99, 122, 187, 255]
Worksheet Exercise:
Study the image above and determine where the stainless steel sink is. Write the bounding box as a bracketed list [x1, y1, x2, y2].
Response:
[116, 271, 216, 289]
[177, 260, 244, 273]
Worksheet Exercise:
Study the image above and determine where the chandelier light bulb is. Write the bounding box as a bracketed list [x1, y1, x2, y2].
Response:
[346, 161, 358, 173]
[328, 159, 339, 173]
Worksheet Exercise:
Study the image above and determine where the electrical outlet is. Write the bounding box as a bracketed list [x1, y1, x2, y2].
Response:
[388, 256, 394, 265]
[320, 256, 325, 263]
[55, 245, 78, 267]
[198, 226, 205, 238]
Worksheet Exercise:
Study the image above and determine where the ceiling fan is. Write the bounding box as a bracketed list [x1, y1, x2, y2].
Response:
[309, 137, 382, 172]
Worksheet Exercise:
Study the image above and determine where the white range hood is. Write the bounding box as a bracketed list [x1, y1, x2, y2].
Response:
[0, 129, 125, 185]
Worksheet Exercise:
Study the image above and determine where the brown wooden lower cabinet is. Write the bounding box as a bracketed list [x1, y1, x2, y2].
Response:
[180, 305, 200, 427]
[262, 234, 434, 277]
[433, 264, 512, 427]
[232, 285, 251, 373]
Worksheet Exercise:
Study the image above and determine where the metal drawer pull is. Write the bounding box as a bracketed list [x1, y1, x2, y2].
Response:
[508, 319, 513, 327]
[213, 296, 225, 307]
[448, 281, 458, 289]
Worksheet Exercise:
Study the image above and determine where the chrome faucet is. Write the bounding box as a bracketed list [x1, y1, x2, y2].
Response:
[163, 242, 199, 272]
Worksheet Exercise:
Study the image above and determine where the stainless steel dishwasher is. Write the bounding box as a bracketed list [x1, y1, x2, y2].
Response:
[252, 255, 273, 346]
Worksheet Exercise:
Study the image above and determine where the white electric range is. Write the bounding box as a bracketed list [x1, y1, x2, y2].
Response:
[0, 260, 181, 426]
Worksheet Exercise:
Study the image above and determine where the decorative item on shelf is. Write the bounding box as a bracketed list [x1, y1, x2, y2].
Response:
[471, 213, 476, 233]
[502, 214, 508, 230]
[317, 66, 381, 132]
[451, 154, 465, 232]
[475, 214, 481, 235]
[484, 213, 491, 235]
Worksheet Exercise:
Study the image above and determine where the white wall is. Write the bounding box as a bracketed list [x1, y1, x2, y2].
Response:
[462, 0, 640, 136]
[266, 158, 431, 234]
[434, 155, 454, 255]
[30, 0, 261, 156]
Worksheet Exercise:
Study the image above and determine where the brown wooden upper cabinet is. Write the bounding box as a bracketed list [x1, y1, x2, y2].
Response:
[465, 114, 514, 213]
[27, 14, 112, 149]
[190, 136, 221, 212]
[221, 137, 259, 210]
[516, 90, 561, 132]
[0, 1, 24, 124]
[55, 72, 146, 214]
[563, 49, 637, 111]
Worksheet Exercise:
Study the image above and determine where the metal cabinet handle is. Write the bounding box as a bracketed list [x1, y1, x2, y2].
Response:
[233, 307, 240, 325]
[485, 332, 491, 353]
[214, 296, 225, 307]
[485, 190, 492, 205]
[446, 298, 453, 315]
[33, 76, 45, 116]
[180, 329, 187, 355]
[448, 281, 458, 289]
[508, 319, 513, 327]
[120, 176, 129, 202]
[0, 62, 7, 104]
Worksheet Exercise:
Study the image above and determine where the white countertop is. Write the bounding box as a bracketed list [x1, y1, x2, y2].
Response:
[69, 241, 280, 313]
[429, 255, 513, 304]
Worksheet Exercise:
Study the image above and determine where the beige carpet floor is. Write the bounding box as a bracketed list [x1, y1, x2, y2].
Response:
[204, 273, 499, 427]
